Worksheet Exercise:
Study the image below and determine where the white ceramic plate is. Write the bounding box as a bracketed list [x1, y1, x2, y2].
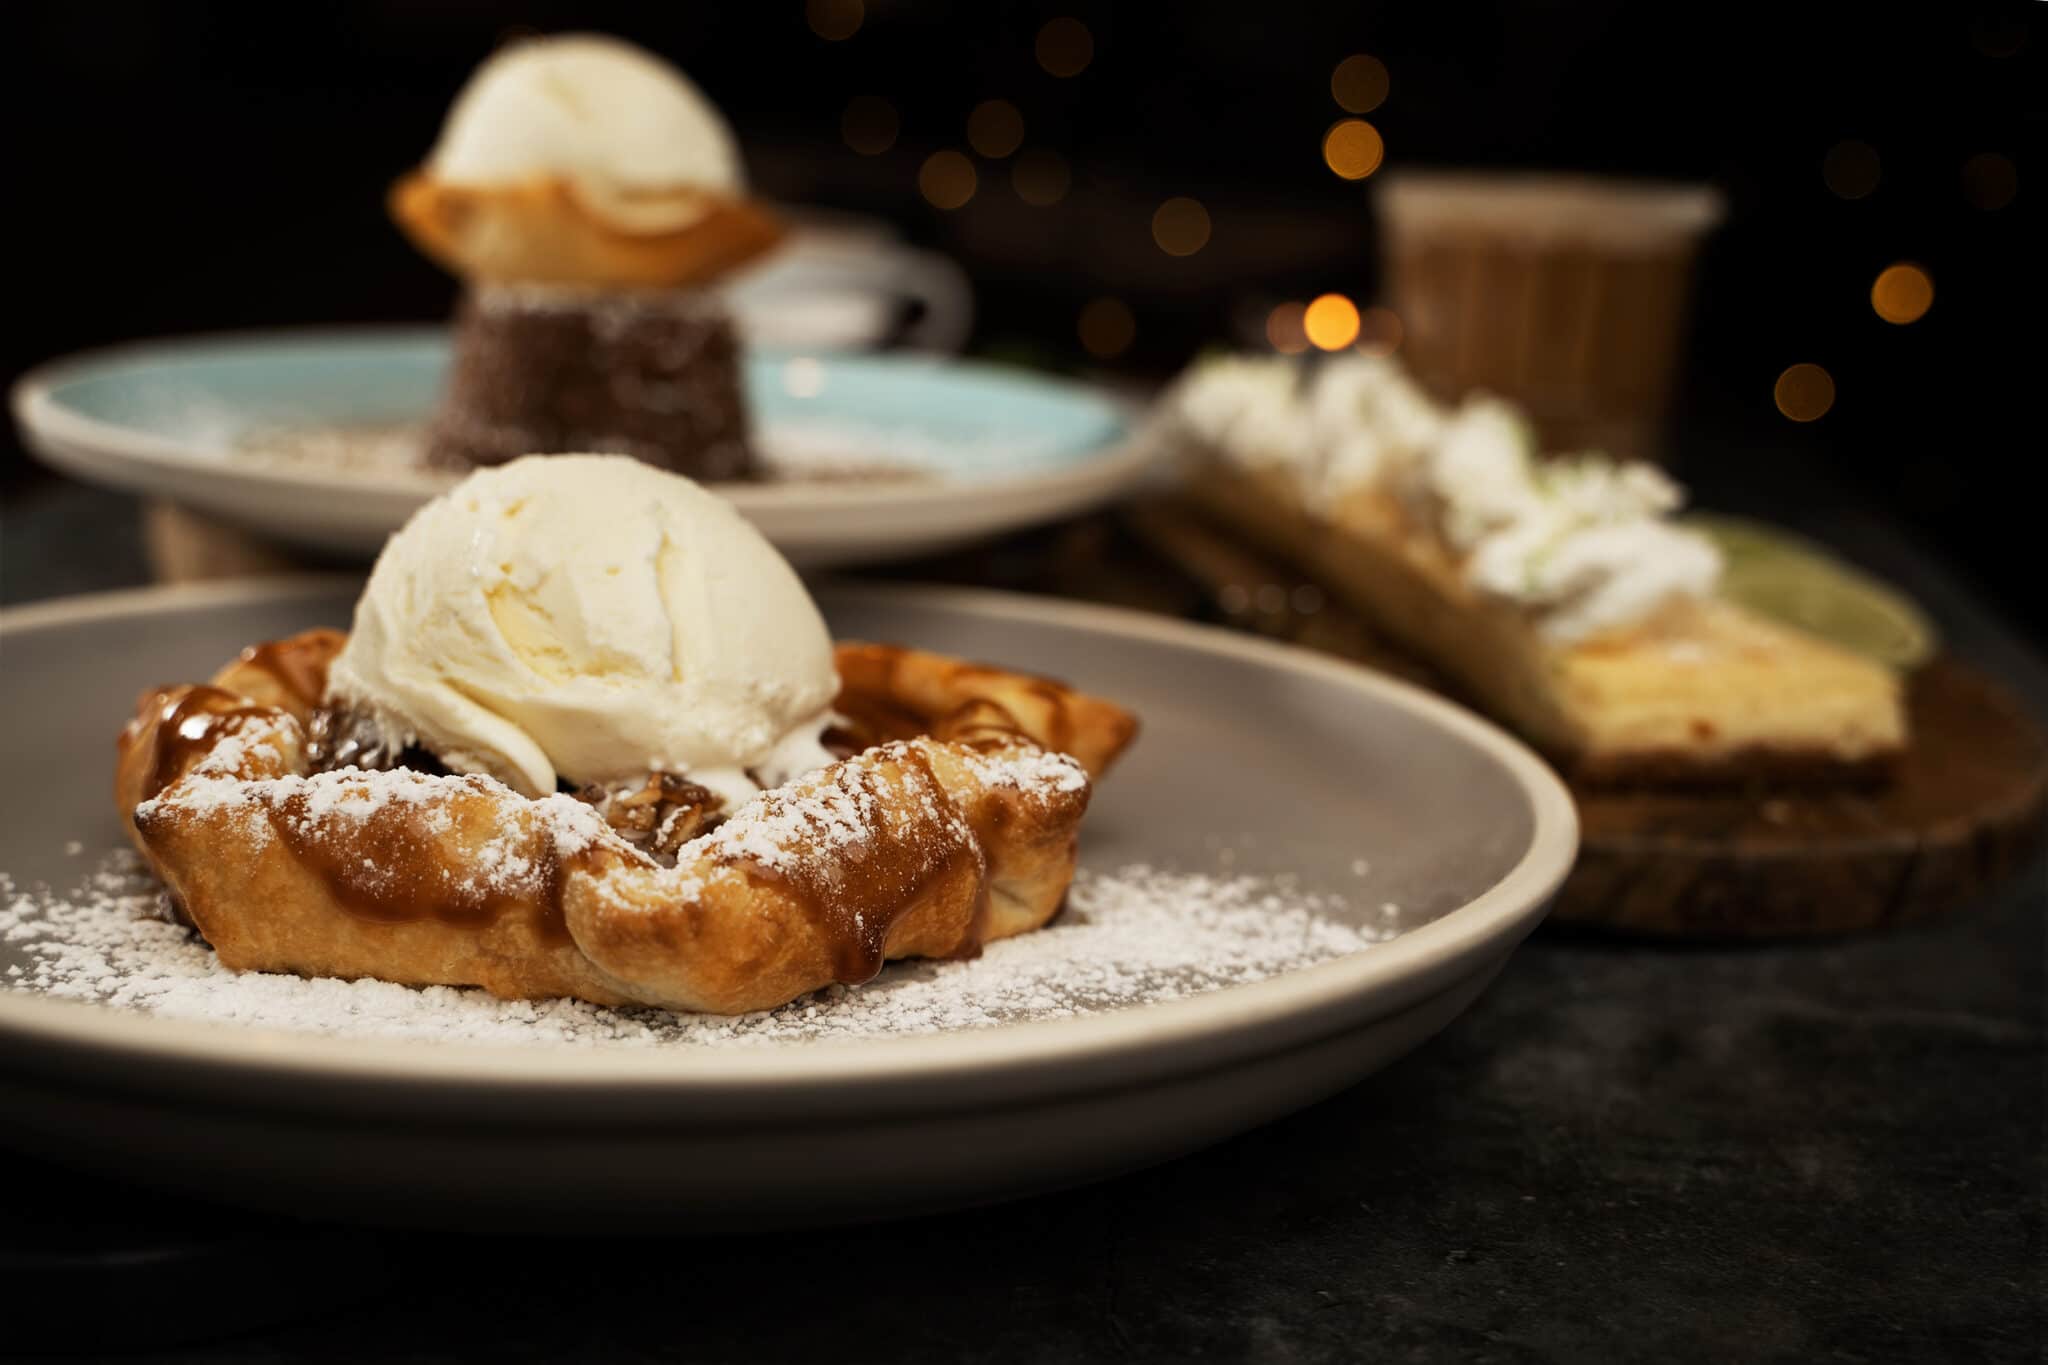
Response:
[0, 581, 1576, 1231]
[10, 330, 1151, 567]
[723, 226, 974, 352]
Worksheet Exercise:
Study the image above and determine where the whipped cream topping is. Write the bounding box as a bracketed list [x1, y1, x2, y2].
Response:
[1432, 410, 1722, 641]
[327, 455, 839, 803]
[1172, 355, 1313, 473]
[1174, 354, 1444, 501]
[1172, 353, 1723, 641]
[1308, 355, 1447, 497]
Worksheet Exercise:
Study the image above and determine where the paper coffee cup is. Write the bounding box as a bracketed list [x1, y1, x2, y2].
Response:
[1378, 172, 1723, 462]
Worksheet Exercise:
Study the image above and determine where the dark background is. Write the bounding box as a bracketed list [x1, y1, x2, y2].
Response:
[0, 10, 2041, 1357]
[4, 0, 2040, 635]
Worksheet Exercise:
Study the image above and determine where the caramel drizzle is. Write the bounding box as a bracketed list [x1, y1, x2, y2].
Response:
[234, 634, 341, 710]
[138, 685, 273, 802]
[141, 635, 575, 948]
[257, 784, 575, 947]
[714, 747, 987, 984]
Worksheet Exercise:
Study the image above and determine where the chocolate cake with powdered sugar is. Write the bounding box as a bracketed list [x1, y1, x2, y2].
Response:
[427, 285, 754, 478]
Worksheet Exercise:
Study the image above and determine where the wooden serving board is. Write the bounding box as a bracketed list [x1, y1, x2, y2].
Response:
[1124, 500, 2048, 938]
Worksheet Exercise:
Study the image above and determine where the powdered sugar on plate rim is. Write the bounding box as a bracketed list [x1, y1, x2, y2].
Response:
[0, 853, 1392, 1051]
[229, 419, 944, 486]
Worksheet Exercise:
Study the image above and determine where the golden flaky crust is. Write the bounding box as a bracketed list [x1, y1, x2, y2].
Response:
[831, 642, 1140, 780]
[389, 172, 784, 288]
[115, 631, 1135, 1015]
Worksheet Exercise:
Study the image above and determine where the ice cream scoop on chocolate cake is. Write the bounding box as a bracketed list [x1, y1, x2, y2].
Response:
[390, 34, 782, 478]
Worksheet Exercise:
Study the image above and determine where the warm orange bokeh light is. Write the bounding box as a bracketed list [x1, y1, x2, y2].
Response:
[968, 100, 1025, 159]
[1036, 18, 1093, 77]
[806, 0, 863, 41]
[1355, 306, 1404, 356]
[1078, 298, 1136, 359]
[1304, 294, 1362, 351]
[841, 96, 898, 155]
[1871, 264, 1933, 325]
[1151, 197, 1211, 256]
[1011, 148, 1071, 206]
[1323, 119, 1384, 180]
[1266, 302, 1309, 355]
[1822, 140, 1881, 200]
[918, 151, 978, 210]
[1330, 55, 1389, 113]
[1775, 364, 1836, 422]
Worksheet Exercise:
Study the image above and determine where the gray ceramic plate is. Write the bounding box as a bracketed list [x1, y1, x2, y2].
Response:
[0, 581, 1575, 1231]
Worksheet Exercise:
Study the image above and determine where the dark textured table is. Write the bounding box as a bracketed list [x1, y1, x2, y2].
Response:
[1, 476, 2042, 1363]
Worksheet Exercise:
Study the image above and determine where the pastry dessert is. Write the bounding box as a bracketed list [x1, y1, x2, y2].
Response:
[114, 456, 1136, 1014]
[1169, 354, 1905, 781]
[391, 34, 781, 477]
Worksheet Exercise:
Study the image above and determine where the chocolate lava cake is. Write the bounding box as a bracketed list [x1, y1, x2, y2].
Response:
[427, 284, 755, 480]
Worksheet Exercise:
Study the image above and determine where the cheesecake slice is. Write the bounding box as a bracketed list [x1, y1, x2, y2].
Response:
[1171, 356, 1906, 782]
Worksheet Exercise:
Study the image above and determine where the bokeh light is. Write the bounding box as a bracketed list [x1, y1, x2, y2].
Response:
[1774, 364, 1836, 422]
[1355, 306, 1404, 356]
[1036, 18, 1093, 78]
[1078, 298, 1135, 359]
[1011, 148, 1071, 206]
[806, 0, 862, 42]
[1266, 302, 1309, 355]
[1323, 119, 1384, 180]
[1330, 55, 1389, 113]
[1151, 197, 1211, 256]
[1822, 140, 1881, 200]
[967, 100, 1025, 159]
[1961, 152, 2017, 211]
[1304, 294, 1362, 350]
[841, 96, 898, 155]
[1871, 264, 1933, 325]
[918, 151, 978, 210]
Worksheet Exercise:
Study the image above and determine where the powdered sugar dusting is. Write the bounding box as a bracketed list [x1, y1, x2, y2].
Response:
[0, 855, 1386, 1049]
[229, 419, 948, 486]
[149, 763, 614, 847]
[705, 752, 903, 874]
[233, 421, 431, 478]
[531, 791, 614, 855]
[957, 743, 1089, 794]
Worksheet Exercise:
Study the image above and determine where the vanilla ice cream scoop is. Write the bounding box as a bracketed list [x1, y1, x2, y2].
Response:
[393, 33, 781, 284]
[427, 33, 743, 200]
[326, 455, 839, 803]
